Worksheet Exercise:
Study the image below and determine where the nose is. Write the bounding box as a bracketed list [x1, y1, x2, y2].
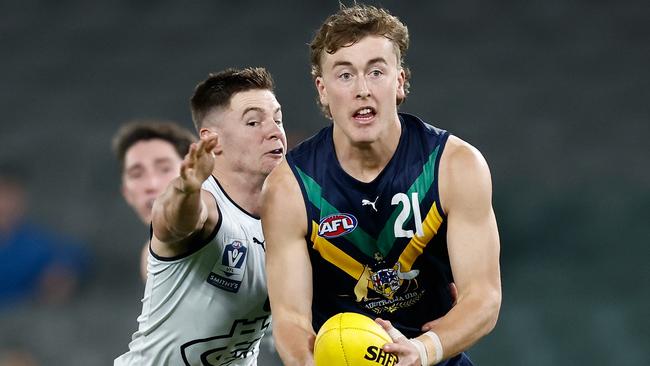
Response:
[356, 77, 371, 99]
[264, 119, 284, 141]
[143, 173, 163, 193]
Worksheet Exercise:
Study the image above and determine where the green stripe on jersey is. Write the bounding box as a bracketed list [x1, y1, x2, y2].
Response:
[375, 146, 440, 254]
[296, 167, 378, 258]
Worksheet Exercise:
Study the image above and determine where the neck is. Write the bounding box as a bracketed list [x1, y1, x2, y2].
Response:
[334, 117, 401, 183]
[211, 170, 265, 216]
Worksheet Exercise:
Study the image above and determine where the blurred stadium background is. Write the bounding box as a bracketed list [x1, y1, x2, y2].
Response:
[1, 0, 648, 364]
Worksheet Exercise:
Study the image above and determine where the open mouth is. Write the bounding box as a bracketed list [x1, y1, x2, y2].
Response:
[267, 148, 284, 156]
[353, 107, 376, 121]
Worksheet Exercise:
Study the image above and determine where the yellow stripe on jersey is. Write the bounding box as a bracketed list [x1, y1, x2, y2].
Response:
[398, 204, 444, 272]
[311, 221, 365, 279]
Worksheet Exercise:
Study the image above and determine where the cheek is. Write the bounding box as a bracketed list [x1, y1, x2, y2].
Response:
[123, 179, 147, 198]
[122, 187, 140, 206]
[159, 171, 179, 187]
[124, 180, 143, 193]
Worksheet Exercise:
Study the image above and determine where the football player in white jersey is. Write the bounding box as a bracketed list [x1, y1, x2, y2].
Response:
[115, 67, 287, 366]
[112, 120, 196, 282]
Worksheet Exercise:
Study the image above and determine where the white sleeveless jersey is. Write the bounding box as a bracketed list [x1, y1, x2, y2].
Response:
[115, 176, 270, 366]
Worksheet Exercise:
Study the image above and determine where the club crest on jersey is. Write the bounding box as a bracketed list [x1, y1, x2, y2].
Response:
[354, 262, 421, 303]
[318, 213, 357, 238]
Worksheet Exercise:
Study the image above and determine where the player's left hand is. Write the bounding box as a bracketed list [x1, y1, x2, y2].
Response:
[376, 318, 421, 366]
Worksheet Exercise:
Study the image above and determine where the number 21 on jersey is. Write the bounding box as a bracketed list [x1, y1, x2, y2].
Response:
[392, 192, 424, 238]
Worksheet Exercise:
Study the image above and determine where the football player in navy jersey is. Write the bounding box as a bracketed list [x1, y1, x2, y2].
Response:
[261, 4, 501, 366]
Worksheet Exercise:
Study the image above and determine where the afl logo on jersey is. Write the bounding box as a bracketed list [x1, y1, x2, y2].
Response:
[318, 213, 357, 238]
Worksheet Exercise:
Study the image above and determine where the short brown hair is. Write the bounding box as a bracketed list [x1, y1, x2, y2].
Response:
[310, 4, 411, 115]
[190, 67, 275, 130]
[112, 120, 196, 170]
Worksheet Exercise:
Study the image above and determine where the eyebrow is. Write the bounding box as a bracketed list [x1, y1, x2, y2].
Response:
[331, 57, 389, 70]
[366, 57, 388, 66]
[153, 157, 175, 165]
[241, 106, 282, 118]
[125, 164, 144, 174]
[125, 157, 174, 172]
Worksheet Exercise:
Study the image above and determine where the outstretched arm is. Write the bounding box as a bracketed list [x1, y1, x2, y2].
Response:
[381, 136, 501, 365]
[151, 135, 219, 257]
[261, 161, 316, 366]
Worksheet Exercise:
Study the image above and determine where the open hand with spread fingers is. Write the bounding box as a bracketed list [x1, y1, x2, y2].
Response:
[179, 135, 218, 193]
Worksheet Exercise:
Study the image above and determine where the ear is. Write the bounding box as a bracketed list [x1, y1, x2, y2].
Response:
[199, 127, 214, 139]
[200, 127, 222, 155]
[315, 76, 328, 106]
[396, 68, 406, 101]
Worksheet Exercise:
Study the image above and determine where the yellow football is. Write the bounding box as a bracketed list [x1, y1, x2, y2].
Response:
[314, 312, 397, 366]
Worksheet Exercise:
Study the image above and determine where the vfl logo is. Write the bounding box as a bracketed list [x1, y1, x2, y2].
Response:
[318, 213, 357, 238]
[224, 241, 246, 270]
[361, 196, 379, 212]
[207, 239, 248, 293]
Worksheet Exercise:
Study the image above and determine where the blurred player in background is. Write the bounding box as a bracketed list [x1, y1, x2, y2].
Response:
[0, 162, 88, 308]
[115, 67, 286, 365]
[112, 120, 196, 281]
[261, 4, 501, 365]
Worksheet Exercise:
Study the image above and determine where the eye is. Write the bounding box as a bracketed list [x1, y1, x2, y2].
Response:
[275, 120, 283, 125]
[159, 166, 173, 174]
[338, 72, 353, 81]
[369, 69, 383, 77]
[126, 169, 144, 180]
[247, 121, 259, 126]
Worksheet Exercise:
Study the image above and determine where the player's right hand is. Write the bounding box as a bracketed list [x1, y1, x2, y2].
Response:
[179, 135, 218, 193]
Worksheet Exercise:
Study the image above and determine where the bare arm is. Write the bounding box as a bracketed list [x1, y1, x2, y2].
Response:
[261, 161, 316, 366]
[425, 136, 501, 359]
[151, 136, 219, 257]
[382, 136, 501, 364]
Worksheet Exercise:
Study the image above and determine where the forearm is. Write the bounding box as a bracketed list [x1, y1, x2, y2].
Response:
[420, 288, 501, 362]
[154, 177, 206, 241]
[273, 315, 316, 366]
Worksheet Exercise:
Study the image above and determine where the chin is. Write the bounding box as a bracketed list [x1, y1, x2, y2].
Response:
[349, 130, 380, 145]
[261, 162, 281, 176]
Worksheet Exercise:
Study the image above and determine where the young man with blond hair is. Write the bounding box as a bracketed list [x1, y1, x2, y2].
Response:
[262, 5, 501, 366]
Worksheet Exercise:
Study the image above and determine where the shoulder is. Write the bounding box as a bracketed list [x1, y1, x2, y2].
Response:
[261, 160, 307, 234]
[287, 126, 332, 159]
[262, 160, 301, 206]
[442, 136, 489, 171]
[439, 135, 493, 214]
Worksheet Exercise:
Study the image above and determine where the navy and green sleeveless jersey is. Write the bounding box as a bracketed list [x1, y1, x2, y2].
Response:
[287, 113, 473, 365]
